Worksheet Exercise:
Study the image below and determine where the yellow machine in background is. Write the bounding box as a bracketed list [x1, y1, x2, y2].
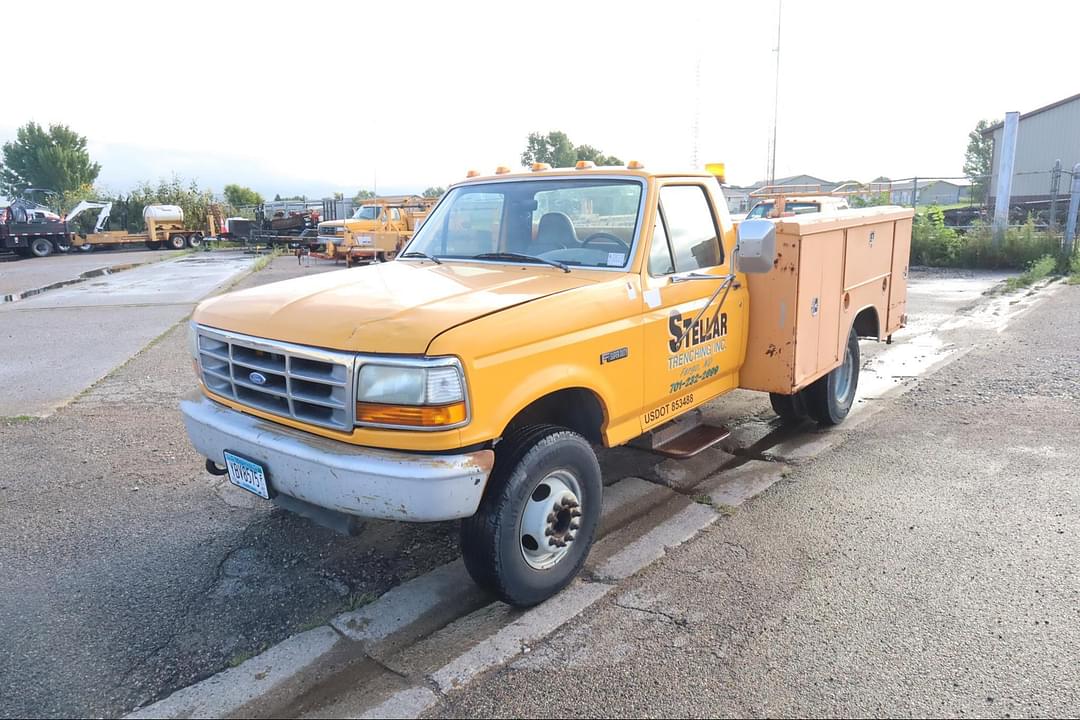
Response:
[315, 196, 435, 265]
[67, 202, 207, 250]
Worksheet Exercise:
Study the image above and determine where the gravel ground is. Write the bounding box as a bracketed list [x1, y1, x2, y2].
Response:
[0, 257, 1023, 718]
[430, 282, 1080, 718]
[0, 256, 466, 718]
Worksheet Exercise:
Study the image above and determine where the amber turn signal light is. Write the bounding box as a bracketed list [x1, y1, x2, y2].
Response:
[356, 401, 467, 427]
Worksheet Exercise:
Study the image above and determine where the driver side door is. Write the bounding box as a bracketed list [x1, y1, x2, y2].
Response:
[640, 182, 747, 432]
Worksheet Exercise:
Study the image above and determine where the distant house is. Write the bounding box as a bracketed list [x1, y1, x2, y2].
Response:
[723, 186, 753, 215]
[982, 92, 1080, 203]
[747, 174, 838, 194]
[885, 179, 971, 206]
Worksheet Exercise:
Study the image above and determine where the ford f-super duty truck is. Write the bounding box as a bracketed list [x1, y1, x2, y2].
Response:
[182, 161, 913, 606]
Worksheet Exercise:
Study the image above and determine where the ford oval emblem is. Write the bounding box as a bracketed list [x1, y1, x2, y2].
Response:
[249, 371, 268, 386]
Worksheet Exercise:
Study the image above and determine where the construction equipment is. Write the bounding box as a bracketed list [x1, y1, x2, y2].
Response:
[71, 203, 206, 250]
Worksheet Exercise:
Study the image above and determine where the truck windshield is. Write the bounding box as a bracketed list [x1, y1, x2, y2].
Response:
[352, 206, 381, 220]
[747, 201, 821, 218]
[402, 178, 643, 269]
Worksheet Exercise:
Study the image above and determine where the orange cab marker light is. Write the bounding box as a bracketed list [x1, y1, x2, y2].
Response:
[575, 160, 595, 169]
[531, 162, 551, 172]
[356, 401, 467, 427]
[466, 169, 480, 178]
[626, 160, 644, 169]
[495, 166, 512, 175]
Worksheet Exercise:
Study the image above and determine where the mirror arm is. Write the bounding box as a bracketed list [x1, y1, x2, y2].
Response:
[672, 246, 740, 350]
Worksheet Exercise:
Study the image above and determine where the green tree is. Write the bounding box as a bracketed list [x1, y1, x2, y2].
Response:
[422, 186, 445, 198]
[0, 122, 101, 203]
[963, 119, 997, 204]
[223, 183, 263, 208]
[116, 175, 216, 232]
[520, 131, 621, 168]
[354, 189, 376, 202]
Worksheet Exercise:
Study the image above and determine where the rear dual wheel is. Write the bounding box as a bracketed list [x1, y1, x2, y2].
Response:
[29, 237, 54, 258]
[770, 326, 860, 426]
[461, 425, 602, 607]
[186, 233, 203, 248]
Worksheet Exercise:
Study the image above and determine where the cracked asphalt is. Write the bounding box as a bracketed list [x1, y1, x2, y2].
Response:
[429, 282, 1080, 719]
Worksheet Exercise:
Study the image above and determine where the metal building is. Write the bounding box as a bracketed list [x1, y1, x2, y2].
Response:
[984, 93, 1080, 202]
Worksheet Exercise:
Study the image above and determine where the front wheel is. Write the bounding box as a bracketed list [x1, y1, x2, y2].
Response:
[461, 425, 602, 607]
[167, 234, 186, 250]
[806, 326, 860, 426]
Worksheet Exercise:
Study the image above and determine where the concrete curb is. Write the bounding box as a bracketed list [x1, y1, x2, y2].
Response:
[126, 627, 341, 719]
[2, 261, 144, 304]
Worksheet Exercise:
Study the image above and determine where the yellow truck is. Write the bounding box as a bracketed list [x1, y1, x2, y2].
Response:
[314, 196, 434, 264]
[182, 162, 912, 606]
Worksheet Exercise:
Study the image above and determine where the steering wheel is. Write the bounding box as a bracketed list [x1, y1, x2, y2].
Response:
[580, 232, 630, 253]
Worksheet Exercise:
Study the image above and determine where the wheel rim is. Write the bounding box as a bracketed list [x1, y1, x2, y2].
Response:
[518, 469, 583, 570]
[834, 342, 855, 403]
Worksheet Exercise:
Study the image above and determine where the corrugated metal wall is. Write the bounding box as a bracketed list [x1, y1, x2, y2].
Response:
[988, 98, 1080, 200]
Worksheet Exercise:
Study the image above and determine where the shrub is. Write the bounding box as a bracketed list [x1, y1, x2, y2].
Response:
[913, 209, 1065, 271]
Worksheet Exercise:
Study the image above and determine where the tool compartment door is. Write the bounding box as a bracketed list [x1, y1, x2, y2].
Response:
[886, 216, 912, 334]
[794, 230, 844, 387]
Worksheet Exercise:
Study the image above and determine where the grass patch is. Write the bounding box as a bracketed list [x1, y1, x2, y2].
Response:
[346, 591, 377, 612]
[226, 641, 270, 668]
[2, 415, 36, 423]
[912, 208, 1066, 270]
[1004, 254, 1058, 291]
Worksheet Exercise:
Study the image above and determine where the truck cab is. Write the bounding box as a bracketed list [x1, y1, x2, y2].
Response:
[182, 163, 912, 606]
[316, 197, 433, 262]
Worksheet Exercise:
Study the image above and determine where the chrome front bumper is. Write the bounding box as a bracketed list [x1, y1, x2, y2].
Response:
[181, 393, 493, 522]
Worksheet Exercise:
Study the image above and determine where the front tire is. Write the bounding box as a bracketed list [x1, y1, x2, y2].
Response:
[806, 326, 860, 426]
[461, 425, 602, 607]
[167, 234, 186, 250]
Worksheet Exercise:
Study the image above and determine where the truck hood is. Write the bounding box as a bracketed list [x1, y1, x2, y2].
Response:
[193, 261, 597, 354]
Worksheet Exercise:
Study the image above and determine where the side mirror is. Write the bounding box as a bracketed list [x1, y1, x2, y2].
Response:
[735, 219, 776, 274]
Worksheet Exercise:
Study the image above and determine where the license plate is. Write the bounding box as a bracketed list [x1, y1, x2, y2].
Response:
[223, 451, 270, 499]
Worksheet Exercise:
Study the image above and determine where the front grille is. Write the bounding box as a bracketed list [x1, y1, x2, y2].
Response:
[196, 326, 355, 431]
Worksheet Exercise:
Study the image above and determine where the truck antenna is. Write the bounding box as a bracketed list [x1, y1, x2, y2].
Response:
[768, 0, 782, 185]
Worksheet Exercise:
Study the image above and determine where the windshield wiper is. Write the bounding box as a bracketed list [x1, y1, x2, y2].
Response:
[399, 251, 442, 265]
[471, 252, 570, 273]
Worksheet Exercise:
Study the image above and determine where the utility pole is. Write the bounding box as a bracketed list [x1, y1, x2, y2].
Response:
[1049, 159, 1062, 231]
[767, 0, 782, 185]
[992, 111, 1020, 243]
[1065, 163, 1080, 254]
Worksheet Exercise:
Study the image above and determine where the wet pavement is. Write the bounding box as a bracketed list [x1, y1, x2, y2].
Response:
[0, 252, 255, 416]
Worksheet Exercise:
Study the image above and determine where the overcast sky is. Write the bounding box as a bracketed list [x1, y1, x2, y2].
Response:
[3, 0, 1076, 197]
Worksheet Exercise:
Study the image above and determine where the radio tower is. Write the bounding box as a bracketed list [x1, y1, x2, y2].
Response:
[691, 57, 701, 169]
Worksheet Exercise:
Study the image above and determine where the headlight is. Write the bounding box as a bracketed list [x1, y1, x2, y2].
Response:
[355, 359, 468, 429]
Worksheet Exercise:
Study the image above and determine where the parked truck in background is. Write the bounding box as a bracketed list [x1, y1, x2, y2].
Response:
[181, 162, 913, 606]
[68, 202, 206, 250]
[314, 196, 434, 264]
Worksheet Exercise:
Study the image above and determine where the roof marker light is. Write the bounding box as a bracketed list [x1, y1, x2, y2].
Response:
[626, 160, 644, 169]
[530, 162, 551, 172]
[495, 166, 512, 175]
[466, 169, 480, 178]
[575, 160, 595, 169]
